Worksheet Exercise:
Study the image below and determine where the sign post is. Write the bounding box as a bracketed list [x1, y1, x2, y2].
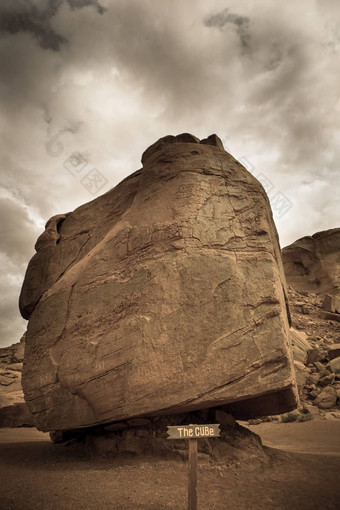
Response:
[167, 424, 220, 510]
[188, 437, 198, 510]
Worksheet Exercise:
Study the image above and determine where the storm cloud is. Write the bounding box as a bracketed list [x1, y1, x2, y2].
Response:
[0, 0, 339, 346]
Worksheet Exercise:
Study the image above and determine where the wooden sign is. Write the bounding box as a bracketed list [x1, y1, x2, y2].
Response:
[167, 423, 220, 439]
[167, 423, 221, 510]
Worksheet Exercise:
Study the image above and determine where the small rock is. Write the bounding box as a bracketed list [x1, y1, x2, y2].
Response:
[324, 411, 340, 421]
[248, 419, 262, 425]
[302, 403, 319, 416]
[310, 389, 321, 399]
[327, 356, 340, 374]
[314, 361, 325, 372]
[49, 430, 80, 443]
[314, 386, 337, 409]
[215, 410, 236, 427]
[306, 348, 321, 365]
[318, 373, 335, 386]
[50, 431, 65, 443]
[306, 383, 317, 391]
[261, 415, 280, 422]
[307, 373, 320, 386]
[320, 311, 340, 323]
[328, 344, 340, 360]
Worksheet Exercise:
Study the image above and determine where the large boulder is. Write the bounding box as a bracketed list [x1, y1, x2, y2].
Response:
[282, 228, 340, 296]
[314, 386, 337, 409]
[322, 294, 340, 314]
[328, 344, 340, 360]
[20, 134, 298, 432]
[0, 336, 34, 427]
[327, 357, 340, 374]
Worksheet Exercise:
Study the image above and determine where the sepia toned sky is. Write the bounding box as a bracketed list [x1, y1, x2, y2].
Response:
[0, 0, 339, 347]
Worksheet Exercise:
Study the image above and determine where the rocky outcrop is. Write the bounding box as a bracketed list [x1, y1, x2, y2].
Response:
[284, 286, 340, 419]
[20, 133, 298, 432]
[0, 336, 34, 427]
[282, 228, 340, 296]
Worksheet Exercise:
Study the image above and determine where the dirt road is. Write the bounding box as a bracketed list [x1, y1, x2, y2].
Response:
[248, 419, 340, 455]
[0, 422, 339, 510]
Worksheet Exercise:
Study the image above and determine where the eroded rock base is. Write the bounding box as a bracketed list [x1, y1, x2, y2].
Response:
[50, 410, 270, 468]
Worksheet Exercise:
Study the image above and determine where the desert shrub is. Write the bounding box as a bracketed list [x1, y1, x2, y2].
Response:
[297, 413, 313, 422]
[281, 412, 298, 423]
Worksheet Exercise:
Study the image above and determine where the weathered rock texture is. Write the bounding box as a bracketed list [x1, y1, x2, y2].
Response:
[0, 335, 34, 427]
[87, 411, 270, 466]
[282, 228, 340, 296]
[20, 134, 298, 432]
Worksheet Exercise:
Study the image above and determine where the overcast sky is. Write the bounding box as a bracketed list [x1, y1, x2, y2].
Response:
[0, 0, 339, 348]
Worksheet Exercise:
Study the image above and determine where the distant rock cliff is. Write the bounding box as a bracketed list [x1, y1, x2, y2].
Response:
[0, 335, 34, 427]
[20, 133, 298, 432]
[282, 228, 340, 296]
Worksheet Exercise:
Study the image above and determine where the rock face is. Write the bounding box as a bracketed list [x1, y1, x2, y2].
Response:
[20, 133, 298, 432]
[0, 336, 34, 427]
[282, 228, 340, 296]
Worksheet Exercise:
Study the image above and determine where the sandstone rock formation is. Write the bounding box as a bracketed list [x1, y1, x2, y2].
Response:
[0, 335, 34, 427]
[20, 133, 298, 432]
[282, 228, 340, 296]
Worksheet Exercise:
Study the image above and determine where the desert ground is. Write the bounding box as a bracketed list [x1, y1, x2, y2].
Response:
[1, 420, 339, 510]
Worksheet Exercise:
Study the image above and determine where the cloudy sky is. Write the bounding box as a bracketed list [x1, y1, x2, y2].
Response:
[0, 0, 339, 348]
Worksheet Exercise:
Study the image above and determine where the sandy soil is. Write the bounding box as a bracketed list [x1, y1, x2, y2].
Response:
[0, 422, 339, 510]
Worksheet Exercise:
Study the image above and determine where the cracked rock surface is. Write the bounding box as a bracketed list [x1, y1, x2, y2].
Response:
[20, 134, 298, 431]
